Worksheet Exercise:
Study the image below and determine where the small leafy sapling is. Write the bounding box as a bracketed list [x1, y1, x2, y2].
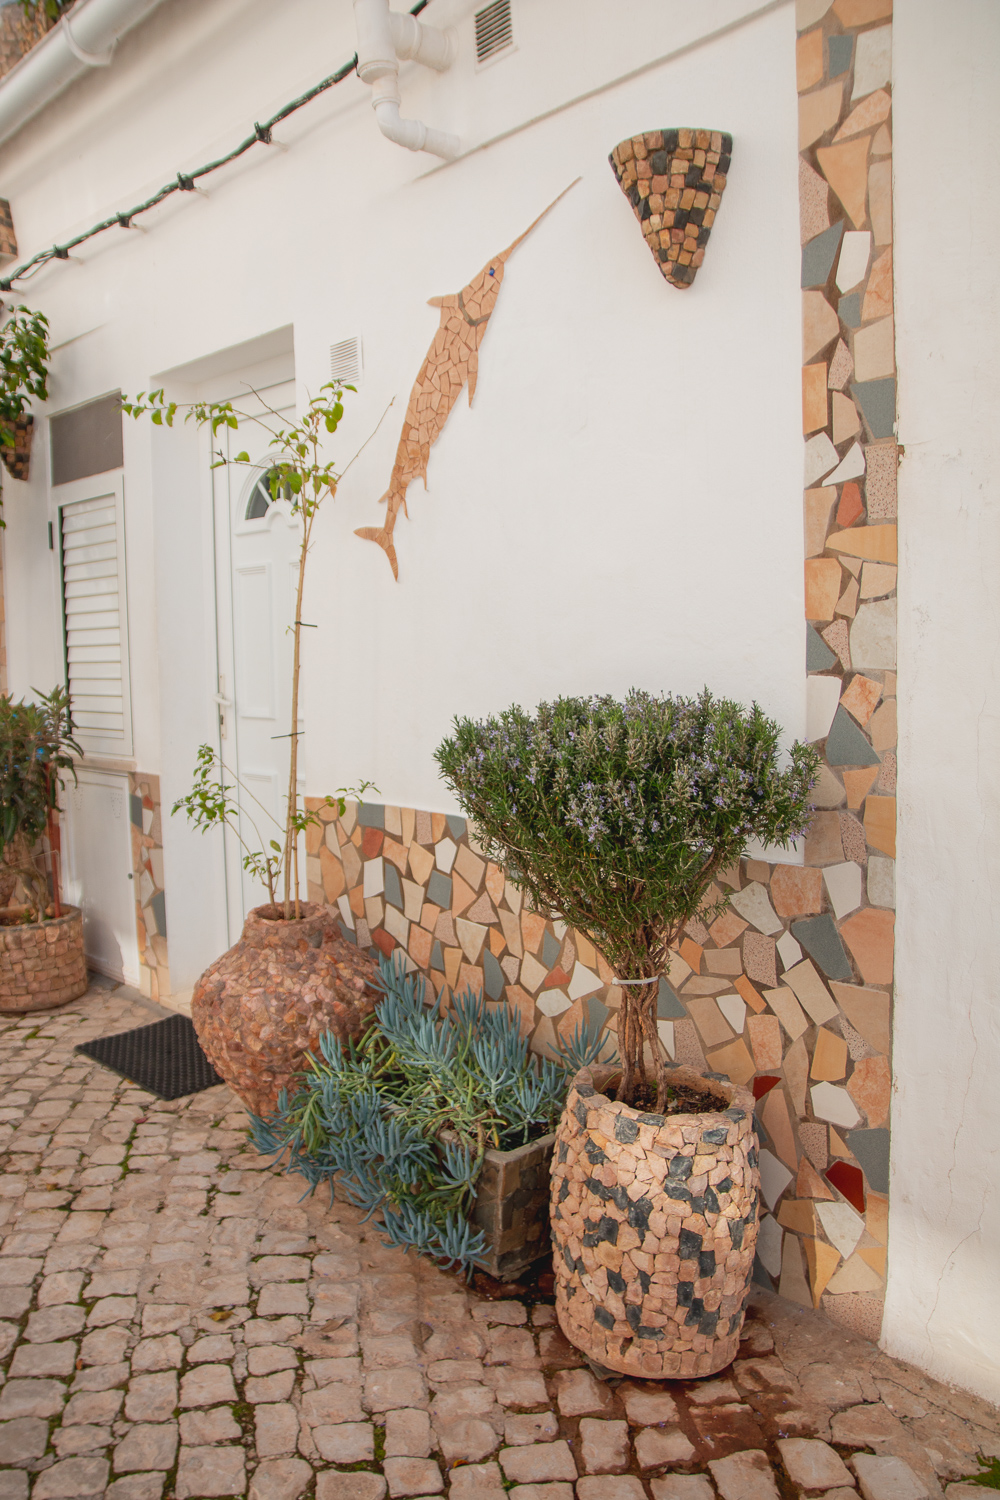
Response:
[123, 381, 377, 919]
[173, 743, 373, 909]
[436, 689, 818, 1111]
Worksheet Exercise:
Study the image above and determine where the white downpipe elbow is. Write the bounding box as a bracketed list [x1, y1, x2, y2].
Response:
[388, 11, 454, 72]
[373, 91, 459, 160]
[353, 0, 459, 161]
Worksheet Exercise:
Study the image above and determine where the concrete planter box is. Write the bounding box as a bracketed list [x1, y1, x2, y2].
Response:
[471, 1130, 556, 1281]
[0, 904, 88, 1013]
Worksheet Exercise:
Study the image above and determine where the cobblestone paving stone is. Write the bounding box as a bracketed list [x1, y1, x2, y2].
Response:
[1, 985, 997, 1499]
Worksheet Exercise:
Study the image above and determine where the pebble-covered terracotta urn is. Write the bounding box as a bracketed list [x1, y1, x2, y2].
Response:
[191, 902, 379, 1117]
[550, 1064, 759, 1378]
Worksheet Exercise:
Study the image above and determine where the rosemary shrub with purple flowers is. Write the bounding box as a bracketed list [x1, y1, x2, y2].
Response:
[435, 689, 817, 1113]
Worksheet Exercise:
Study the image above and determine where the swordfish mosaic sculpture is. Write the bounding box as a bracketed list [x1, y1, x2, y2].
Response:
[355, 181, 578, 579]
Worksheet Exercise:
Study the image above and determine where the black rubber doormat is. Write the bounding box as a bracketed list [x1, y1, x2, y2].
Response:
[76, 1013, 224, 1100]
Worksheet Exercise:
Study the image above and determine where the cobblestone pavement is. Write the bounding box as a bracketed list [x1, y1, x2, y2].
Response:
[1, 984, 998, 1500]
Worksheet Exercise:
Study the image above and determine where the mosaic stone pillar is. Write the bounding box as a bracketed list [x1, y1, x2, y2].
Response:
[549, 1065, 759, 1378]
[128, 774, 170, 1002]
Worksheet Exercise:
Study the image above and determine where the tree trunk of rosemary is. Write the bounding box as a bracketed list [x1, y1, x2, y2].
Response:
[617, 977, 669, 1111]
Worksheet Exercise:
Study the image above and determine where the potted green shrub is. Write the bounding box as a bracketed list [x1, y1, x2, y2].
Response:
[0, 686, 88, 1013]
[436, 688, 817, 1376]
[121, 384, 380, 1115]
[0, 305, 50, 488]
[252, 950, 606, 1279]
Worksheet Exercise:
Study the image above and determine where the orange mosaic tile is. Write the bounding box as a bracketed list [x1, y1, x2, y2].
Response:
[816, 137, 871, 228]
[848, 1054, 891, 1127]
[840, 908, 894, 984]
[770, 865, 823, 919]
[864, 795, 896, 857]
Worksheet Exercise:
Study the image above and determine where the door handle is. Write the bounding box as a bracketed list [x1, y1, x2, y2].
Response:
[215, 692, 233, 739]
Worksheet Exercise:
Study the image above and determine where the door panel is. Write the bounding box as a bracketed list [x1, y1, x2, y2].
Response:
[63, 767, 140, 985]
[212, 379, 303, 930]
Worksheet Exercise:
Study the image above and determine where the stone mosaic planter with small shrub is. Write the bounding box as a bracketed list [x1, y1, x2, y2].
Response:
[0, 904, 88, 1013]
[436, 687, 816, 1369]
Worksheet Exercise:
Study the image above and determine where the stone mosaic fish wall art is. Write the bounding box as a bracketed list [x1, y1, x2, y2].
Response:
[355, 180, 579, 579]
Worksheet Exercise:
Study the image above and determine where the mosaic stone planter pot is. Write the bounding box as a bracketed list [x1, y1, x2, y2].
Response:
[191, 902, 379, 1117]
[609, 128, 732, 289]
[471, 1130, 556, 1282]
[0, 414, 34, 480]
[550, 1063, 759, 1378]
[0, 904, 88, 1013]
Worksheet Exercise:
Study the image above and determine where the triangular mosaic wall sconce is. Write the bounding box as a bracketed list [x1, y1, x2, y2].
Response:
[609, 129, 733, 289]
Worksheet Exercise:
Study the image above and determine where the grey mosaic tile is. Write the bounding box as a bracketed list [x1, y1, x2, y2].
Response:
[790, 913, 853, 982]
[826, 706, 881, 767]
[839, 292, 862, 328]
[852, 378, 896, 439]
[384, 862, 403, 911]
[828, 34, 853, 78]
[802, 221, 845, 288]
[847, 1126, 890, 1192]
[808, 625, 838, 672]
[426, 871, 452, 908]
[483, 949, 505, 1001]
[657, 980, 688, 1019]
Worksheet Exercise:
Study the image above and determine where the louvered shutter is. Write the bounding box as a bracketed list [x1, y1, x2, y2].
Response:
[60, 488, 132, 755]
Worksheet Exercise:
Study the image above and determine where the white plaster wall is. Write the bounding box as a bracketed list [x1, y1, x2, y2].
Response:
[888, 0, 1000, 1405]
[0, 0, 806, 984]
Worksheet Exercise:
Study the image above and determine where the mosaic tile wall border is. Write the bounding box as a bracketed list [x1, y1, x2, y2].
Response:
[128, 772, 169, 1003]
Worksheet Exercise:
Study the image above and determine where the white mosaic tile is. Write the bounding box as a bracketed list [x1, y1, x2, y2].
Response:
[836, 231, 872, 292]
[825, 441, 865, 486]
[759, 1149, 794, 1210]
[810, 1081, 862, 1129]
[776, 931, 804, 970]
[807, 676, 842, 742]
[816, 1200, 865, 1258]
[853, 24, 892, 100]
[823, 861, 863, 920]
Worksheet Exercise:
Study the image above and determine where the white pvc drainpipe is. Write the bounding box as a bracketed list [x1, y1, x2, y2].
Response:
[353, 0, 459, 160]
[0, 0, 168, 146]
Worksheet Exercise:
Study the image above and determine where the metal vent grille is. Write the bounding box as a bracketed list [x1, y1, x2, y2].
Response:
[475, 0, 513, 66]
[330, 337, 363, 386]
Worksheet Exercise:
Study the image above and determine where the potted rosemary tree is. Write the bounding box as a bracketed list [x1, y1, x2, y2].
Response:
[121, 384, 379, 1115]
[0, 687, 88, 1013]
[436, 688, 816, 1376]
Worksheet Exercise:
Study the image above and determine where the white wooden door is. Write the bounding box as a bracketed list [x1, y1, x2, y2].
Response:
[62, 767, 141, 986]
[213, 382, 303, 931]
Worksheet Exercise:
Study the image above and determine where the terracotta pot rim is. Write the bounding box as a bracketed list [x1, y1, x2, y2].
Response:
[573, 1062, 753, 1123]
[0, 903, 82, 932]
[248, 901, 328, 924]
